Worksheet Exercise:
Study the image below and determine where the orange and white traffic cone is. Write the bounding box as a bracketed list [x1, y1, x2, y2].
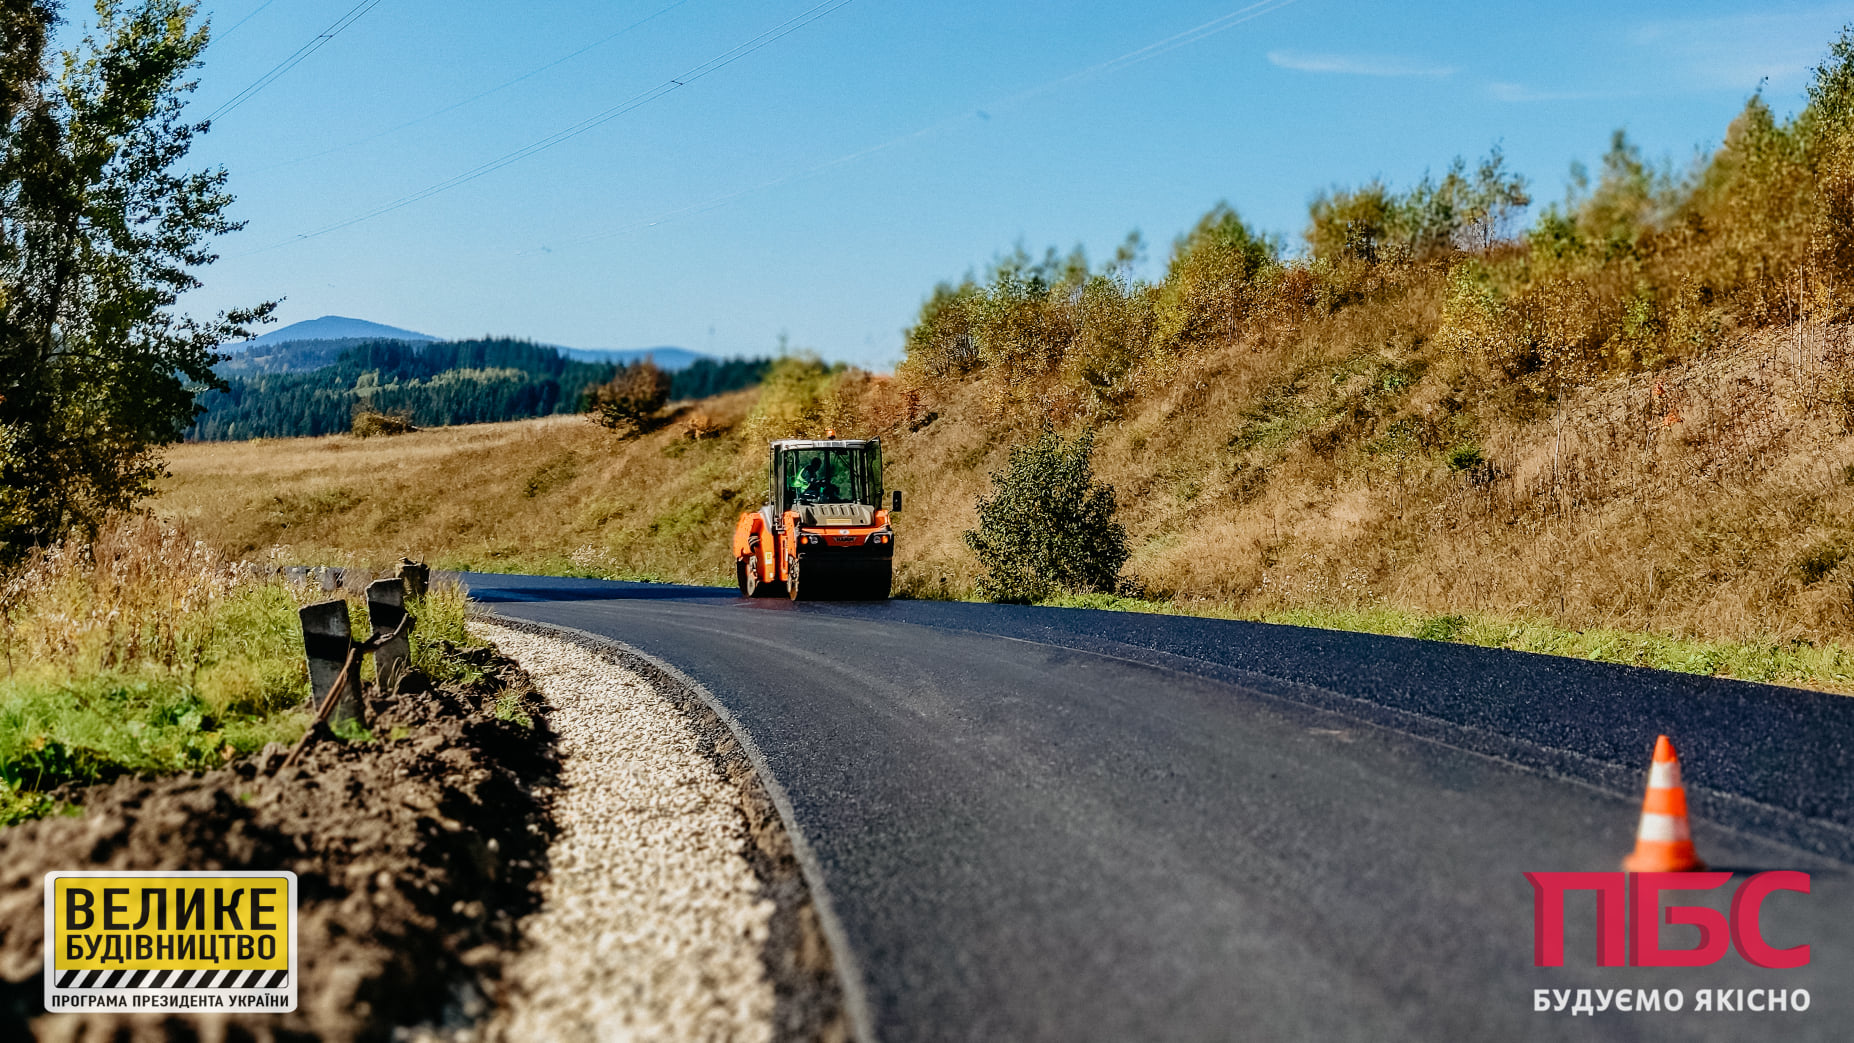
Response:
[1622, 735, 1706, 873]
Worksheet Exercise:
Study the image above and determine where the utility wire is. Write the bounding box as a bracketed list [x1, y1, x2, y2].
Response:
[213, 0, 280, 44]
[258, 0, 695, 174]
[273, 0, 854, 247]
[543, 0, 1302, 251]
[206, 0, 387, 123]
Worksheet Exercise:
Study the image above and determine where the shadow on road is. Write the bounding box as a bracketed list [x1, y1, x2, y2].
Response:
[453, 573, 736, 604]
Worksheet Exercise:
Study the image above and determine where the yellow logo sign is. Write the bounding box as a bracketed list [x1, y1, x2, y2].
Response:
[44, 871, 297, 1013]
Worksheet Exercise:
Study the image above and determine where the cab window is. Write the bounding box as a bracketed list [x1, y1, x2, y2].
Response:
[779, 447, 880, 510]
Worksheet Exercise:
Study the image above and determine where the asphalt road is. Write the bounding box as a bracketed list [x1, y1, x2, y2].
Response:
[465, 574, 1854, 1042]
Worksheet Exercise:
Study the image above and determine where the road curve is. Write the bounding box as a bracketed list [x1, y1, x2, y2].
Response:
[465, 574, 1854, 1042]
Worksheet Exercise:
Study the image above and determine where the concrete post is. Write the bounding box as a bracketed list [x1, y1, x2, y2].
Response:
[366, 578, 412, 692]
[299, 599, 362, 730]
[395, 558, 430, 599]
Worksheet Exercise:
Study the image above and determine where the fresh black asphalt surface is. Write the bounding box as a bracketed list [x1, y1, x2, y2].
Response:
[465, 573, 1854, 1042]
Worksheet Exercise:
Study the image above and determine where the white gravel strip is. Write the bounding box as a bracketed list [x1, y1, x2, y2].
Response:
[477, 622, 776, 1043]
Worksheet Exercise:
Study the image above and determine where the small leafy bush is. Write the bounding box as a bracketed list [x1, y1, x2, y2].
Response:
[964, 427, 1129, 603]
[1445, 443, 1486, 472]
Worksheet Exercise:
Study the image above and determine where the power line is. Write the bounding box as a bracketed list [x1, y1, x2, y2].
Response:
[213, 0, 280, 44]
[545, 0, 1303, 251]
[257, 0, 695, 174]
[274, 0, 854, 246]
[205, 0, 387, 123]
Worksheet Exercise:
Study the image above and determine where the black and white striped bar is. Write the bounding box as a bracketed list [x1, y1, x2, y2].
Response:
[54, 968, 290, 989]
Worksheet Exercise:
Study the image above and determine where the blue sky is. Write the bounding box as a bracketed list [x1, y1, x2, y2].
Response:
[110, 0, 1854, 365]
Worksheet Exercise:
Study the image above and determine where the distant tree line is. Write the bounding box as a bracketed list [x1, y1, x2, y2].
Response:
[672, 356, 774, 400]
[188, 339, 771, 441]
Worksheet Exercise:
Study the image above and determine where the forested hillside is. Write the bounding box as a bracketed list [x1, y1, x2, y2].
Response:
[189, 339, 769, 440]
[215, 337, 407, 376]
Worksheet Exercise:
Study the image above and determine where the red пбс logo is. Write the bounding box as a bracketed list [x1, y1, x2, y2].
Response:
[1527, 871, 1810, 968]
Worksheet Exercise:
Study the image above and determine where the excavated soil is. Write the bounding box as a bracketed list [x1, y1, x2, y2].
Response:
[0, 644, 558, 1042]
[0, 625, 849, 1042]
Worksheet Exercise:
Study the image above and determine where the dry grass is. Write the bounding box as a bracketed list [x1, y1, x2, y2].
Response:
[156, 320, 1854, 686]
[157, 394, 768, 583]
[1191, 321, 1854, 645]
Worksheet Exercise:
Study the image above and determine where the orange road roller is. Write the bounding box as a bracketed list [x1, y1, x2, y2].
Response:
[732, 436, 899, 600]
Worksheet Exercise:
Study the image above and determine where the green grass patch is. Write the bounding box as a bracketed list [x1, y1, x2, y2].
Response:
[0, 580, 501, 828]
[0, 582, 315, 819]
[492, 691, 534, 728]
[0, 780, 59, 828]
[432, 553, 720, 586]
[407, 584, 495, 687]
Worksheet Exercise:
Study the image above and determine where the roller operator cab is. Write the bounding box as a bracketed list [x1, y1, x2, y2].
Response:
[732, 437, 900, 600]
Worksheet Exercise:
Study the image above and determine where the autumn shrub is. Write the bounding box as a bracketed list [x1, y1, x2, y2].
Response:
[588, 359, 672, 435]
[1307, 148, 1530, 262]
[741, 353, 848, 442]
[1151, 204, 1280, 353]
[351, 408, 417, 438]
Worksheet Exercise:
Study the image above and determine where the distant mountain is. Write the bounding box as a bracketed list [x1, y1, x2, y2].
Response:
[559, 346, 705, 371]
[227, 316, 708, 374]
[217, 338, 406, 377]
[236, 315, 437, 350]
[193, 339, 623, 441]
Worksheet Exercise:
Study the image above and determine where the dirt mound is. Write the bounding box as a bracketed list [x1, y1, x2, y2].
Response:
[0, 650, 557, 1042]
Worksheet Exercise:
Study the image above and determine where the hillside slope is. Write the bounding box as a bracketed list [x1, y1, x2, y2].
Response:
[156, 322, 1854, 690]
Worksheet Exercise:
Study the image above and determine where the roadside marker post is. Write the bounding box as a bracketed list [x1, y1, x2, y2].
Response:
[395, 558, 430, 598]
[298, 600, 362, 731]
[365, 579, 412, 692]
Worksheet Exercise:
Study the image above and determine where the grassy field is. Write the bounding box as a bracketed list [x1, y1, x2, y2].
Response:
[155, 395, 766, 584]
[148, 334, 1854, 697]
[0, 518, 480, 825]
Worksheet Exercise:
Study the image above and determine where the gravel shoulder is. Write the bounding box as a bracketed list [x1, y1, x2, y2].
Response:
[475, 620, 846, 1043]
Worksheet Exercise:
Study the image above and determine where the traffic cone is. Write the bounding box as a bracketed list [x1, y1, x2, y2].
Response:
[1622, 735, 1706, 872]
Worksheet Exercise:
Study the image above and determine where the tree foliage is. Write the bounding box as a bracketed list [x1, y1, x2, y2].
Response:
[0, 0, 269, 564]
[964, 427, 1128, 603]
[671, 355, 772, 400]
[1153, 203, 1279, 350]
[588, 358, 671, 435]
[1307, 147, 1531, 261]
[194, 342, 598, 440]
